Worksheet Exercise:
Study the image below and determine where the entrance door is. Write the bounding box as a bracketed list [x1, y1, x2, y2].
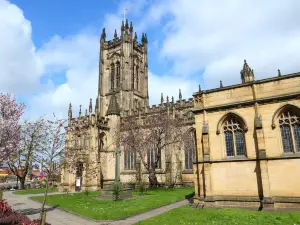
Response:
[75, 162, 83, 192]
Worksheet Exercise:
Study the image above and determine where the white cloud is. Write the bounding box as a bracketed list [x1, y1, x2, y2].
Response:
[158, 0, 300, 89]
[0, 0, 43, 93]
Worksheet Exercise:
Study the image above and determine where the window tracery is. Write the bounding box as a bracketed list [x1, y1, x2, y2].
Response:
[111, 63, 115, 90]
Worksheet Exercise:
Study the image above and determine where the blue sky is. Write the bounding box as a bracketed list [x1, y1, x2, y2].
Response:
[1, 0, 300, 120]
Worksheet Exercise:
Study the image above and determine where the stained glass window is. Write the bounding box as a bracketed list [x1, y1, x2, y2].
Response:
[184, 130, 195, 169]
[116, 62, 120, 88]
[223, 116, 246, 157]
[111, 63, 115, 90]
[279, 110, 300, 153]
[147, 146, 161, 169]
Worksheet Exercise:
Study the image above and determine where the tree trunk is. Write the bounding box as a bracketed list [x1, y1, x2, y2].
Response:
[19, 177, 26, 190]
[40, 174, 50, 224]
[148, 169, 158, 188]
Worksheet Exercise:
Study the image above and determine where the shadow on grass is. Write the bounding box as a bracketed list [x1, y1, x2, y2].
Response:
[15, 205, 59, 216]
[185, 192, 195, 203]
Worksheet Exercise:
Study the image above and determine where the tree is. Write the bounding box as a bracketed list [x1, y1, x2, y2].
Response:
[120, 111, 186, 188]
[38, 115, 66, 224]
[0, 93, 25, 163]
[8, 118, 46, 189]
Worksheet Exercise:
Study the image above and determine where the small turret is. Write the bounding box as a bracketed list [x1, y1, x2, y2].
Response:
[95, 97, 99, 113]
[125, 19, 129, 33]
[130, 22, 133, 34]
[161, 93, 164, 105]
[166, 96, 169, 105]
[121, 21, 125, 32]
[171, 96, 174, 105]
[68, 103, 72, 124]
[134, 32, 137, 42]
[89, 98, 92, 114]
[79, 105, 82, 119]
[85, 109, 88, 117]
[144, 34, 148, 43]
[100, 28, 106, 41]
[241, 59, 255, 83]
[278, 69, 281, 77]
[199, 84, 201, 92]
[179, 89, 182, 100]
[220, 80, 223, 88]
[114, 29, 118, 40]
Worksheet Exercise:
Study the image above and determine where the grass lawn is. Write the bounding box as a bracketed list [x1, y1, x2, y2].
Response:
[136, 205, 300, 225]
[31, 187, 193, 220]
[15, 187, 57, 195]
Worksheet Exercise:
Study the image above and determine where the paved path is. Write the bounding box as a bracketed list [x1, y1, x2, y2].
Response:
[3, 191, 189, 225]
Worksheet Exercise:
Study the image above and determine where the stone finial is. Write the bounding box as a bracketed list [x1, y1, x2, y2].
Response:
[106, 93, 120, 116]
[240, 59, 255, 83]
[101, 28, 106, 41]
[68, 103, 72, 120]
[220, 80, 223, 88]
[167, 96, 169, 104]
[85, 109, 88, 117]
[130, 22, 133, 33]
[89, 98, 92, 113]
[125, 19, 129, 29]
[79, 105, 82, 119]
[199, 84, 201, 92]
[134, 32, 137, 41]
[114, 29, 118, 40]
[95, 97, 99, 113]
[141, 33, 145, 43]
[161, 93, 164, 104]
[278, 69, 281, 77]
[121, 21, 125, 31]
[171, 96, 174, 104]
[144, 34, 148, 43]
[179, 89, 182, 100]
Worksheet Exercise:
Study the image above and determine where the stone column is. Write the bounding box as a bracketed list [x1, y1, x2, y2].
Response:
[114, 148, 121, 184]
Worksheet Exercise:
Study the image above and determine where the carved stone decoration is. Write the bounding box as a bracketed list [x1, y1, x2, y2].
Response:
[194, 95, 203, 106]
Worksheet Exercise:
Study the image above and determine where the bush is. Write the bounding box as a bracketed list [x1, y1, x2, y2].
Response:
[112, 182, 122, 200]
[138, 181, 147, 195]
[0, 200, 51, 225]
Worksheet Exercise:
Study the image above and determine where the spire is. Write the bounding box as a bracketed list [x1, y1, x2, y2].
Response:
[278, 69, 281, 77]
[68, 103, 72, 120]
[141, 33, 145, 43]
[240, 59, 255, 83]
[166, 96, 169, 105]
[89, 98, 92, 114]
[106, 93, 120, 116]
[179, 89, 182, 100]
[220, 80, 223, 88]
[161, 93, 164, 104]
[199, 84, 201, 92]
[144, 33, 148, 43]
[85, 109, 88, 117]
[114, 29, 118, 40]
[101, 28, 106, 41]
[79, 105, 82, 119]
[125, 19, 129, 30]
[171, 96, 174, 104]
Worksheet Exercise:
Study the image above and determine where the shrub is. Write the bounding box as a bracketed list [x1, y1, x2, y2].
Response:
[112, 182, 122, 200]
[138, 181, 147, 195]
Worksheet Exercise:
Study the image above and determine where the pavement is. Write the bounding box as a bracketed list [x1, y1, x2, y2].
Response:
[3, 191, 190, 225]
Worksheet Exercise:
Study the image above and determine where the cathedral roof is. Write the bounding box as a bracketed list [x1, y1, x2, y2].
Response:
[106, 93, 120, 116]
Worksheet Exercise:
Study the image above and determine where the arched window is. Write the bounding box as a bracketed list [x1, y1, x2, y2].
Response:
[124, 149, 136, 170]
[116, 62, 120, 88]
[136, 66, 139, 91]
[147, 144, 161, 169]
[223, 116, 246, 157]
[184, 129, 195, 170]
[111, 63, 115, 90]
[279, 111, 300, 153]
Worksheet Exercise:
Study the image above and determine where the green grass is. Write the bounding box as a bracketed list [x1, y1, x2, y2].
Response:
[136, 205, 300, 225]
[31, 187, 193, 220]
[15, 187, 57, 195]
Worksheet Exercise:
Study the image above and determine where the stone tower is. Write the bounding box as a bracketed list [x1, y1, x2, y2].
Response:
[98, 20, 149, 117]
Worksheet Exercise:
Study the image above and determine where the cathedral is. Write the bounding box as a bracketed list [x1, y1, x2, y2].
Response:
[192, 61, 300, 210]
[60, 20, 196, 191]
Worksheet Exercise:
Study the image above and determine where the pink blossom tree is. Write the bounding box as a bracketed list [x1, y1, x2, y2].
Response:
[0, 93, 25, 163]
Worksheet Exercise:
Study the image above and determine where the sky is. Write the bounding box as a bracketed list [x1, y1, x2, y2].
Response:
[1, 0, 300, 120]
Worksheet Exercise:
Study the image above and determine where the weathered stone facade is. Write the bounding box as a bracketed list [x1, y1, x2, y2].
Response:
[60, 21, 196, 192]
[193, 60, 300, 210]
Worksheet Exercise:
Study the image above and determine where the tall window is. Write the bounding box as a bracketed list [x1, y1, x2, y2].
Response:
[110, 63, 115, 89]
[147, 145, 161, 169]
[279, 111, 300, 153]
[136, 66, 139, 91]
[116, 62, 120, 88]
[223, 116, 246, 157]
[131, 65, 135, 89]
[124, 149, 136, 170]
[184, 130, 195, 170]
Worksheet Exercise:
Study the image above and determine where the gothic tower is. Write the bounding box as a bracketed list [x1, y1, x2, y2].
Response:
[98, 20, 149, 117]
